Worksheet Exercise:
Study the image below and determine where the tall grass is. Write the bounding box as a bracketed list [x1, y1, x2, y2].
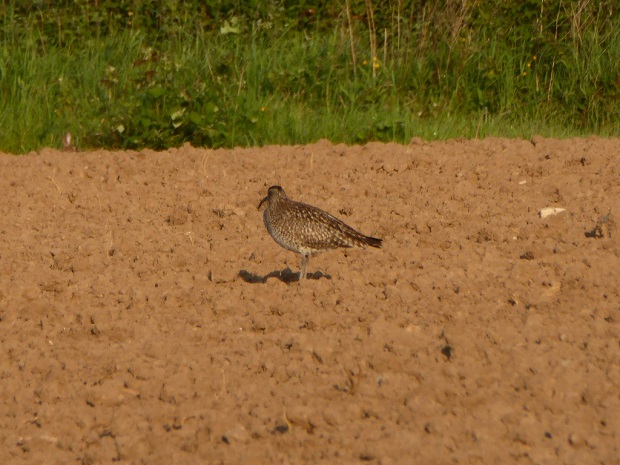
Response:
[0, 1, 618, 153]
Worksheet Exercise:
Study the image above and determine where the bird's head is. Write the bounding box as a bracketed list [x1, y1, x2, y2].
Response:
[258, 185, 287, 210]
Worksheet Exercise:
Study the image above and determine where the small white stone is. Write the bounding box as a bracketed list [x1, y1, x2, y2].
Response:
[539, 207, 566, 219]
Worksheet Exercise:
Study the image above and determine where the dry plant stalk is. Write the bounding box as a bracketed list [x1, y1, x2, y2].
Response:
[345, 0, 357, 78]
[365, 0, 377, 79]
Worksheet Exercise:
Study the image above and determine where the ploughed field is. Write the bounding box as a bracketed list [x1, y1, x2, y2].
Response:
[0, 138, 618, 464]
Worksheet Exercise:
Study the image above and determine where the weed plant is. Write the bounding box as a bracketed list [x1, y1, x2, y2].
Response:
[1, 0, 618, 153]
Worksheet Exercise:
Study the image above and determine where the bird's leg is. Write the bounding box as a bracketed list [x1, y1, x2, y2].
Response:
[300, 254, 310, 280]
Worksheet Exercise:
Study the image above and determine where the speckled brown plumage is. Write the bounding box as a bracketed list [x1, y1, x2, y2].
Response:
[258, 186, 382, 280]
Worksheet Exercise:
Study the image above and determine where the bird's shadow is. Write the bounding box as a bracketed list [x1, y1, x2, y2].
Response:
[239, 268, 331, 284]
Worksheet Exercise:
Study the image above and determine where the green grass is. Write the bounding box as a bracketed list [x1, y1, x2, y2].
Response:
[1, 2, 619, 154]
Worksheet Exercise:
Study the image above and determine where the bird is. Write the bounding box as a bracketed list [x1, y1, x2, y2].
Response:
[258, 185, 382, 280]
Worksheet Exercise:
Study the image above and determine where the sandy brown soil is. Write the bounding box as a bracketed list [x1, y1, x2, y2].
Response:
[0, 138, 618, 465]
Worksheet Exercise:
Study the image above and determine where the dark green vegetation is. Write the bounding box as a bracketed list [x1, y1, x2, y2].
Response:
[1, 1, 619, 153]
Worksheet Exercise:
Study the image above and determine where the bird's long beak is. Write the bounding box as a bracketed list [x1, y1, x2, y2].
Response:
[258, 196, 268, 210]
